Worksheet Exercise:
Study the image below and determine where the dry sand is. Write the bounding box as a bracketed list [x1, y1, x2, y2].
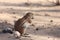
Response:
[0, 0, 60, 40]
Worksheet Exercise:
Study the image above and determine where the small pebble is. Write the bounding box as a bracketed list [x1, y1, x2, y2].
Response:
[36, 28, 39, 31]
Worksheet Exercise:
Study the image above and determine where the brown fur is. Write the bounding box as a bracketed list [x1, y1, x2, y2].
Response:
[14, 12, 34, 36]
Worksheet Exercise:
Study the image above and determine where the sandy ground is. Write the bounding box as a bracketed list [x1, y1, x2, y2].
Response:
[0, 1, 60, 40]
